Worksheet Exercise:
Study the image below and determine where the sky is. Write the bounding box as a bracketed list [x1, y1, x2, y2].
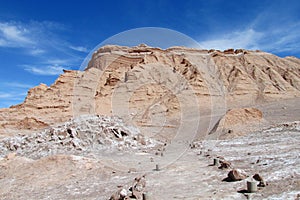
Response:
[0, 0, 300, 108]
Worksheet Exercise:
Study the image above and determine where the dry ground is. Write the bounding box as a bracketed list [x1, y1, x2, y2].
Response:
[0, 98, 299, 200]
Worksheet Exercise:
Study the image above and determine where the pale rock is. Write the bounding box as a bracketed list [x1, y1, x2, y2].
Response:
[0, 45, 299, 136]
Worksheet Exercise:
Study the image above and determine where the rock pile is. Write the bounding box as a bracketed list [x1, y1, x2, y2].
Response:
[0, 115, 158, 159]
[110, 175, 147, 200]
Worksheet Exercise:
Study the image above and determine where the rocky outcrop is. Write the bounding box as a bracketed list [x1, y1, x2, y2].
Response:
[0, 45, 300, 136]
[0, 115, 157, 159]
[0, 70, 78, 136]
[209, 107, 266, 139]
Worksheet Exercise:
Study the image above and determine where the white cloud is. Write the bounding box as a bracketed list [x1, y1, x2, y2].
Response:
[0, 38, 8, 46]
[0, 21, 87, 65]
[69, 45, 89, 53]
[28, 48, 45, 55]
[0, 82, 33, 107]
[24, 65, 68, 75]
[0, 93, 13, 98]
[259, 23, 300, 54]
[199, 22, 300, 56]
[45, 58, 74, 65]
[199, 28, 263, 50]
[0, 92, 26, 107]
[0, 20, 89, 78]
[3, 82, 33, 89]
[0, 22, 33, 47]
[0, 92, 27, 100]
[199, 6, 300, 55]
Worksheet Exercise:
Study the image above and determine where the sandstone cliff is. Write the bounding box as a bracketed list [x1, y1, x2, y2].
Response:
[0, 45, 299, 136]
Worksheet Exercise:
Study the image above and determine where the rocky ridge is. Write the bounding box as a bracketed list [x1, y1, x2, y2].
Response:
[0, 45, 300, 136]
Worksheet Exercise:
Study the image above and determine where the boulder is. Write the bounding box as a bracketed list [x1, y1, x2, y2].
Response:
[226, 169, 247, 182]
[218, 160, 231, 169]
[253, 173, 267, 187]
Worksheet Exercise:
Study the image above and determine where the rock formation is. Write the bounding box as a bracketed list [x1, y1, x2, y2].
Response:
[0, 45, 300, 136]
[0, 115, 158, 159]
[209, 107, 266, 139]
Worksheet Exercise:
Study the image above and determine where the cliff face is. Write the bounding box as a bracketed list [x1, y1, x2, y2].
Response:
[0, 70, 78, 136]
[1, 45, 300, 136]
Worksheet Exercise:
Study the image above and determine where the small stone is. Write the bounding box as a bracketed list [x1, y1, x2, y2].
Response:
[253, 174, 267, 187]
[253, 173, 263, 181]
[219, 160, 231, 169]
[258, 181, 267, 187]
[140, 138, 146, 145]
[132, 190, 143, 200]
[226, 169, 247, 181]
[5, 153, 16, 160]
[128, 168, 137, 173]
[110, 188, 127, 200]
[120, 188, 127, 197]
[85, 163, 93, 170]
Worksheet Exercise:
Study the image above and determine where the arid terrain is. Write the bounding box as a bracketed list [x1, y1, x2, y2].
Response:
[0, 45, 299, 199]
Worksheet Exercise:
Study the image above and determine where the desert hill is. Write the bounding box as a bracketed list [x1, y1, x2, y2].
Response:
[0, 45, 300, 137]
[0, 45, 300, 199]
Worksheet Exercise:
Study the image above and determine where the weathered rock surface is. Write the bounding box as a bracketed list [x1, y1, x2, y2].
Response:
[0, 115, 158, 159]
[209, 107, 267, 139]
[0, 45, 300, 136]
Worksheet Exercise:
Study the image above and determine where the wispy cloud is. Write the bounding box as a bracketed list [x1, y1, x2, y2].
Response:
[3, 82, 33, 89]
[0, 82, 33, 108]
[0, 93, 13, 99]
[199, 24, 300, 56]
[258, 22, 300, 54]
[28, 48, 46, 55]
[0, 22, 33, 47]
[199, 29, 263, 50]
[44, 58, 75, 65]
[69, 45, 89, 53]
[0, 20, 89, 76]
[0, 91, 27, 108]
[198, 4, 300, 56]
[23, 65, 68, 75]
[0, 92, 27, 100]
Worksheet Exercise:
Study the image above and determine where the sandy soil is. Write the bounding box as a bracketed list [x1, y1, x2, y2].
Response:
[0, 98, 299, 200]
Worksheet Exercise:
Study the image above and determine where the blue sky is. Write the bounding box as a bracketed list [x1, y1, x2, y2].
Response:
[0, 0, 300, 108]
